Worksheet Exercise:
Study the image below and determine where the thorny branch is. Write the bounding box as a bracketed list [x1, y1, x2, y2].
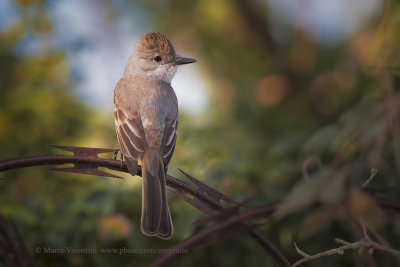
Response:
[0, 145, 291, 267]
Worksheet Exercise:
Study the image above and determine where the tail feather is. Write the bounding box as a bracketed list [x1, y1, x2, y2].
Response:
[156, 164, 173, 239]
[141, 149, 173, 239]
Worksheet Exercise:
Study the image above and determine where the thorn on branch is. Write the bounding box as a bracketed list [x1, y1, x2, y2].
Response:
[49, 145, 122, 178]
[178, 168, 238, 204]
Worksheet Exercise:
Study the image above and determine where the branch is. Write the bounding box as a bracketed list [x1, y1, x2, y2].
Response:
[362, 168, 378, 188]
[0, 216, 33, 267]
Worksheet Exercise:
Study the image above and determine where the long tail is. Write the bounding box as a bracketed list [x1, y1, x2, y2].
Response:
[141, 149, 173, 239]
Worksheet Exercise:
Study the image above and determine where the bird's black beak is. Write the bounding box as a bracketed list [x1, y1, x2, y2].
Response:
[173, 56, 197, 65]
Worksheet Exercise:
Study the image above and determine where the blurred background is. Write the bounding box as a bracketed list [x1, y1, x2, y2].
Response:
[1, 0, 400, 266]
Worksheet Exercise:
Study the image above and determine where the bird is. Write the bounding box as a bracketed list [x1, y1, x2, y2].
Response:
[113, 32, 196, 239]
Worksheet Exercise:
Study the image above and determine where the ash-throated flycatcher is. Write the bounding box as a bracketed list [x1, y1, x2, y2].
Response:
[114, 32, 196, 239]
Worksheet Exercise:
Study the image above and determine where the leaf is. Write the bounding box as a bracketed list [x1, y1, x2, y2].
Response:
[319, 170, 346, 204]
[275, 168, 346, 219]
[348, 189, 384, 228]
[302, 125, 338, 153]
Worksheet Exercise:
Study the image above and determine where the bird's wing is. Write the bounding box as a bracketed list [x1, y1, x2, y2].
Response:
[161, 119, 177, 168]
[114, 105, 147, 160]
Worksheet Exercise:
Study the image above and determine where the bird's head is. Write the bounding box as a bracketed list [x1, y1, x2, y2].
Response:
[125, 32, 196, 83]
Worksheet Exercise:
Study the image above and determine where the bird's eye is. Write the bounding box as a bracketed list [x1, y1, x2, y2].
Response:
[153, 56, 162, 62]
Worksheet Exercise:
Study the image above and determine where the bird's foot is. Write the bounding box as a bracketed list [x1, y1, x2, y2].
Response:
[114, 147, 124, 168]
[113, 148, 119, 160]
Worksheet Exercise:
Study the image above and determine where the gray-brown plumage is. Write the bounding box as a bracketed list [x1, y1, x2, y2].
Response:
[114, 32, 196, 239]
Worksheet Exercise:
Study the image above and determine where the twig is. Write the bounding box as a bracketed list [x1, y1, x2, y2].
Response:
[362, 168, 378, 188]
[293, 240, 370, 266]
[294, 242, 309, 257]
[292, 222, 400, 266]
[361, 222, 400, 257]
